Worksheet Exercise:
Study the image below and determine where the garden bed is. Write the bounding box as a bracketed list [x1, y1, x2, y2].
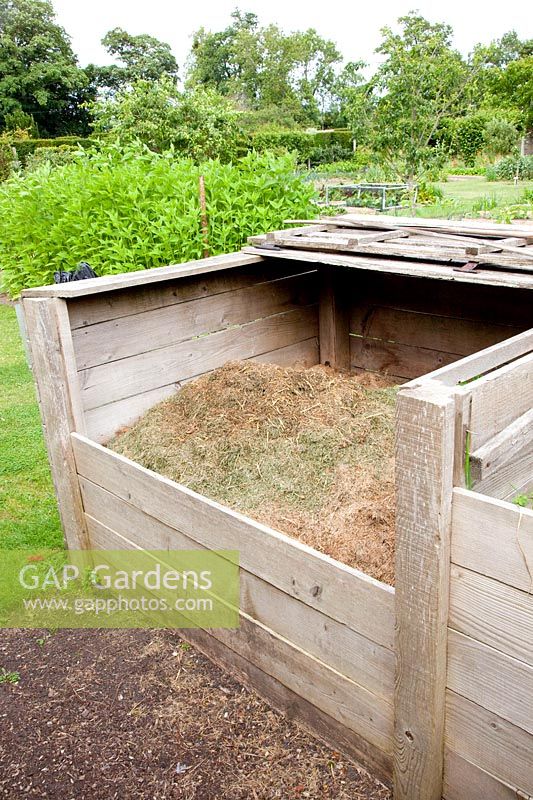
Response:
[109, 361, 397, 584]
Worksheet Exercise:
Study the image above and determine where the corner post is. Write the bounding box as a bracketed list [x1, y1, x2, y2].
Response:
[21, 296, 90, 550]
[393, 382, 457, 800]
[318, 265, 351, 371]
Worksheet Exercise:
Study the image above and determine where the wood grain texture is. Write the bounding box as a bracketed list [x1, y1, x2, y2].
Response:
[84, 512, 394, 757]
[350, 335, 460, 380]
[22, 252, 265, 298]
[473, 440, 533, 501]
[71, 434, 395, 649]
[21, 298, 89, 550]
[318, 265, 351, 370]
[469, 407, 533, 483]
[449, 565, 533, 665]
[72, 272, 317, 369]
[447, 628, 533, 734]
[445, 690, 533, 796]
[451, 488, 533, 593]
[79, 305, 318, 411]
[393, 383, 456, 800]
[443, 749, 527, 800]
[84, 338, 319, 443]
[81, 480, 394, 700]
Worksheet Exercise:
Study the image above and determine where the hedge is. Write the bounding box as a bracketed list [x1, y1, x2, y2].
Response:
[250, 128, 353, 164]
[12, 136, 97, 166]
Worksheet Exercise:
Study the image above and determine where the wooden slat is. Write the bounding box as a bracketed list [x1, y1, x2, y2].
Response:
[468, 351, 533, 449]
[67, 262, 316, 329]
[443, 749, 526, 800]
[318, 265, 350, 370]
[350, 305, 522, 359]
[83, 513, 394, 757]
[71, 434, 395, 649]
[470, 407, 533, 482]
[451, 488, 533, 593]
[180, 625, 394, 786]
[21, 252, 265, 299]
[447, 629, 533, 734]
[81, 485, 394, 701]
[445, 690, 533, 795]
[21, 298, 89, 550]
[79, 305, 318, 411]
[449, 565, 533, 665]
[340, 212, 533, 240]
[244, 246, 533, 290]
[72, 273, 317, 369]
[350, 335, 460, 380]
[84, 338, 319, 443]
[393, 383, 456, 800]
[473, 439, 533, 501]
[413, 328, 533, 387]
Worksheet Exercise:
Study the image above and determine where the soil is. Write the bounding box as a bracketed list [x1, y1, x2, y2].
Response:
[0, 628, 391, 800]
[110, 361, 397, 585]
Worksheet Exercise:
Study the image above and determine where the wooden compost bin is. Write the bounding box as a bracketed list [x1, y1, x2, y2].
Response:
[21, 217, 533, 800]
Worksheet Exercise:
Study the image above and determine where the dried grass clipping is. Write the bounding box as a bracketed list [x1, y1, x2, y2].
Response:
[109, 361, 397, 585]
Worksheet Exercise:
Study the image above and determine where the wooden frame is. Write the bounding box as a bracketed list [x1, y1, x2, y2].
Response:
[21, 229, 533, 799]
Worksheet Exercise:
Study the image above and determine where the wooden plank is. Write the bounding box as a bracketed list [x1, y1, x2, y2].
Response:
[84, 337, 319, 443]
[79, 305, 318, 411]
[67, 262, 316, 329]
[244, 246, 533, 290]
[470, 407, 533, 482]
[473, 439, 533, 501]
[21, 298, 89, 550]
[350, 335, 460, 380]
[447, 628, 533, 735]
[414, 328, 533, 388]
[393, 383, 456, 800]
[83, 515, 394, 757]
[21, 252, 265, 299]
[318, 265, 350, 370]
[445, 690, 533, 795]
[449, 565, 533, 665]
[71, 434, 395, 649]
[443, 749, 527, 800]
[467, 351, 533, 450]
[259, 233, 533, 271]
[180, 626, 393, 786]
[451, 488, 533, 593]
[72, 272, 317, 369]
[350, 305, 522, 359]
[340, 213, 533, 240]
[81, 486, 394, 701]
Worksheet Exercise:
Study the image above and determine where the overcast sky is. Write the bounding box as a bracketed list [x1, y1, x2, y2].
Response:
[52, 0, 533, 74]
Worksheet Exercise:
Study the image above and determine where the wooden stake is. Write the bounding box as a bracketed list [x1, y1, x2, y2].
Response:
[199, 175, 209, 258]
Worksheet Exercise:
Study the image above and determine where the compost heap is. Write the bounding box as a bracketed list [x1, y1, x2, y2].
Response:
[109, 361, 397, 585]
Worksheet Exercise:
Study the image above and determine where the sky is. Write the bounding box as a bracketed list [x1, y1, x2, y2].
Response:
[53, 0, 533, 74]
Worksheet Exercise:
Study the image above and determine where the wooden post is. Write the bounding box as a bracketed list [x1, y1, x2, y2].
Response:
[199, 175, 209, 258]
[318, 265, 351, 371]
[21, 297, 90, 550]
[393, 382, 457, 800]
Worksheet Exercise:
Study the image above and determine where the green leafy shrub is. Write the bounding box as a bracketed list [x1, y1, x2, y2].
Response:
[416, 182, 444, 203]
[251, 128, 353, 164]
[452, 115, 487, 166]
[11, 136, 95, 166]
[483, 119, 519, 158]
[0, 145, 316, 298]
[487, 155, 533, 181]
[24, 145, 77, 172]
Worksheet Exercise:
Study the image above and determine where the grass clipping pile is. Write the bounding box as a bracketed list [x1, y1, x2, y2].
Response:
[110, 361, 397, 585]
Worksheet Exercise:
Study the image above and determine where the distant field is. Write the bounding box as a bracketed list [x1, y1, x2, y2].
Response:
[438, 177, 533, 202]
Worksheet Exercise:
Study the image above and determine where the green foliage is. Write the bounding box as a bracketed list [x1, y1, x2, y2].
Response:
[0, 144, 316, 297]
[0, 668, 20, 685]
[3, 108, 38, 136]
[512, 490, 533, 509]
[487, 155, 533, 181]
[0, 0, 90, 136]
[416, 182, 444, 203]
[24, 144, 75, 172]
[188, 11, 342, 127]
[91, 78, 242, 161]
[483, 118, 519, 157]
[452, 115, 487, 165]
[251, 128, 353, 165]
[10, 135, 95, 166]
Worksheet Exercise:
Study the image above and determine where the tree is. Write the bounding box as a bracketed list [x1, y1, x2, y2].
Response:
[361, 13, 472, 178]
[91, 77, 242, 161]
[187, 11, 342, 126]
[90, 28, 179, 94]
[0, 0, 89, 135]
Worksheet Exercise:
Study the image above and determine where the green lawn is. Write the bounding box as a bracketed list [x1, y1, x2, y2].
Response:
[0, 304, 62, 549]
[399, 177, 533, 219]
[438, 177, 533, 203]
